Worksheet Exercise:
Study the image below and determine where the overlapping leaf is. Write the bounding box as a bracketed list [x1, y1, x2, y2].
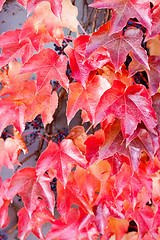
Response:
[36, 139, 87, 186]
[20, 48, 69, 91]
[0, 29, 34, 68]
[95, 80, 157, 138]
[65, 35, 110, 88]
[17, 199, 55, 240]
[17, 0, 63, 17]
[86, 24, 149, 70]
[7, 168, 55, 217]
[90, 0, 151, 34]
[67, 75, 110, 124]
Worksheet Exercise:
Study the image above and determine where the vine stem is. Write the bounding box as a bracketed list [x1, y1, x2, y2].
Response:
[78, 21, 87, 35]
[85, 124, 93, 134]
[5, 223, 18, 234]
[14, 150, 39, 172]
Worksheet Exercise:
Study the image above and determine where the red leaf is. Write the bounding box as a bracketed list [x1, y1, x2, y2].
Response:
[90, 0, 151, 34]
[65, 35, 110, 88]
[86, 25, 149, 70]
[0, 0, 6, 11]
[127, 205, 154, 238]
[17, 199, 55, 240]
[67, 75, 110, 124]
[46, 207, 99, 240]
[0, 61, 31, 96]
[18, 0, 63, 18]
[84, 129, 105, 165]
[0, 97, 26, 135]
[7, 168, 55, 217]
[95, 80, 157, 138]
[0, 178, 11, 228]
[36, 139, 87, 186]
[19, 2, 64, 52]
[94, 201, 125, 235]
[0, 30, 34, 68]
[146, 4, 160, 40]
[20, 48, 69, 91]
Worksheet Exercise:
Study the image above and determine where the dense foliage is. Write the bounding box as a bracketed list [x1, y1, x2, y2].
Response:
[0, 0, 160, 239]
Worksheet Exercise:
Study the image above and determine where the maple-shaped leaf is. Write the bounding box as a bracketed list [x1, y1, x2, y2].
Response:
[17, 199, 55, 240]
[7, 168, 55, 217]
[19, 1, 78, 52]
[0, 29, 34, 68]
[95, 80, 157, 138]
[84, 129, 105, 165]
[0, 61, 31, 96]
[99, 118, 158, 170]
[19, 2, 64, 52]
[18, 0, 63, 17]
[67, 166, 100, 214]
[90, 0, 151, 35]
[0, 129, 28, 171]
[0, 97, 26, 136]
[56, 176, 89, 221]
[20, 48, 69, 91]
[14, 81, 58, 126]
[36, 139, 87, 186]
[65, 35, 110, 88]
[126, 205, 154, 238]
[67, 75, 110, 124]
[0, 77, 58, 133]
[86, 23, 149, 71]
[46, 207, 99, 240]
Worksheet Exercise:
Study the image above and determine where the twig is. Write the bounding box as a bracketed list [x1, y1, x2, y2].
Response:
[14, 150, 38, 172]
[5, 223, 18, 234]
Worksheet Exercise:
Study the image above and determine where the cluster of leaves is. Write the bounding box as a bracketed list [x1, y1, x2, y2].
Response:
[1, 0, 160, 239]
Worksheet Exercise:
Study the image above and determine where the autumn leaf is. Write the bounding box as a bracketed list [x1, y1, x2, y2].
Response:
[65, 35, 110, 88]
[0, 178, 11, 228]
[19, 2, 64, 52]
[101, 217, 129, 240]
[56, 175, 90, 220]
[0, 0, 6, 11]
[126, 205, 154, 238]
[0, 29, 34, 68]
[0, 97, 26, 136]
[66, 125, 88, 154]
[20, 48, 69, 91]
[67, 75, 110, 124]
[90, 0, 151, 35]
[18, 0, 63, 18]
[0, 61, 31, 96]
[95, 80, 157, 138]
[14, 81, 58, 126]
[36, 139, 87, 186]
[86, 25, 149, 71]
[7, 168, 55, 217]
[17, 199, 55, 240]
[45, 207, 99, 240]
[84, 129, 105, 165]
[146, 4, 160, 40]
[19, 0, 78, 52]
